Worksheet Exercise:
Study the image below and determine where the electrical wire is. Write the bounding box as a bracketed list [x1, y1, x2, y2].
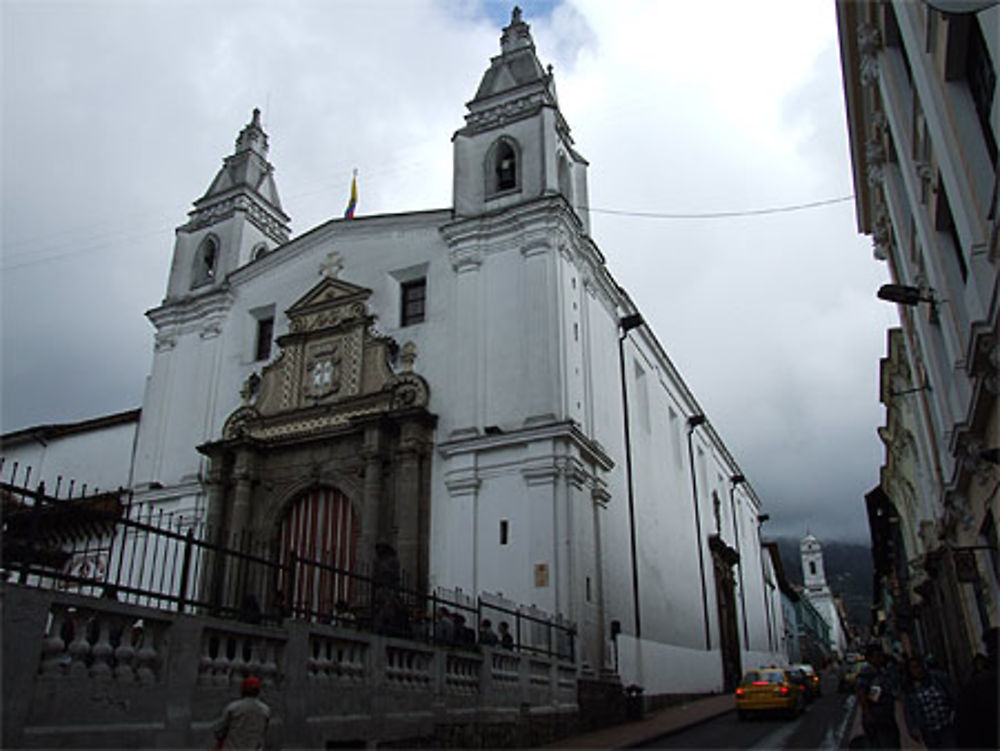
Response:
[585, 195, 855, 220]
[0, 193, 858, 272]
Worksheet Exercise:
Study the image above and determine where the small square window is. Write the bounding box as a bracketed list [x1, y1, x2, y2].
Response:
[255, 317, 274, 361]
[401, 278, 426, 326]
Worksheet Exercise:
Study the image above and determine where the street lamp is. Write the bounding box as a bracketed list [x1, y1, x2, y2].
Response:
[618, 312, 645, 638]
[729, 473, 750, 650]
[876, 284, 935, 306]
[878, 284, 942, 323]
[686, 413, 711, 650]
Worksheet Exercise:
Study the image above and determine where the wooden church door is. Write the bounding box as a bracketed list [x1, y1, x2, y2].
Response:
[279, 487, 358, 620]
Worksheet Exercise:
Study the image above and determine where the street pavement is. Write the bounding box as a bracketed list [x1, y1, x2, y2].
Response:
[543, 693, 737, 750]
[546, 670, 873, 750]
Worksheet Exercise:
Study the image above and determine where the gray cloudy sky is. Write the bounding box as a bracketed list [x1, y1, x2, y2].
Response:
[0, 0, 898, 542]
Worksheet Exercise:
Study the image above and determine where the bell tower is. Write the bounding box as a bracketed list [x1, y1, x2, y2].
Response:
[135, 110, 290, 490]
[452, 7, 590, 232]
[801, 534, 830, 594]
[164, 108, 290, 301]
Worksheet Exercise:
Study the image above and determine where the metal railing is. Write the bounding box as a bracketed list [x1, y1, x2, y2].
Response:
[1, 469, 575, 660]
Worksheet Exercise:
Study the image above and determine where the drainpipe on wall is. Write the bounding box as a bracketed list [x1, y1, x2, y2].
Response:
[758, 514, 774, 652]
[687, 414, 711, 650]
[618, 313, 644, 639]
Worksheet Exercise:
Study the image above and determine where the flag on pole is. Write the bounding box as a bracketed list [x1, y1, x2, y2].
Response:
[344, 169, 358, 219]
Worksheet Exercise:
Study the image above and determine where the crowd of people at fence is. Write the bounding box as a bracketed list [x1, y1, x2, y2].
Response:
[431, 608, 515, 650]
[231, 542, 569, 656]
[47, 541, 570, 660]
[239, 588, 522, 653]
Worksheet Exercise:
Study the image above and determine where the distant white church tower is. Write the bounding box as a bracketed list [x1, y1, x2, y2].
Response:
[800, 534, 846, 655]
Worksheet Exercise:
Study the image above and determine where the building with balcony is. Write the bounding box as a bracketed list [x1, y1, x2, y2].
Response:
[837, 0, 999, 682]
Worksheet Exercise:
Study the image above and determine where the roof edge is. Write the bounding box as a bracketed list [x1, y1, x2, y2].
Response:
[1, 408, 141, 447]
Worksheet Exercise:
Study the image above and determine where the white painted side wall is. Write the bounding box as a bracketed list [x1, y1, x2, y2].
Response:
[1, 420, 136, 495]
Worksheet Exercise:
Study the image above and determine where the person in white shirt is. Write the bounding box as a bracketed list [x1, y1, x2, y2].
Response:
[213, 675, 270, 751]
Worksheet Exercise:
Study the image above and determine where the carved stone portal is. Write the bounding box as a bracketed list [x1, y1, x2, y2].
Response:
[199, 276, 436, 618]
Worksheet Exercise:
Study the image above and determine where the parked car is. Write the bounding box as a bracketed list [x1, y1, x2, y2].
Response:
[790, 663, 821, 699]
[735, 668, 805, 720]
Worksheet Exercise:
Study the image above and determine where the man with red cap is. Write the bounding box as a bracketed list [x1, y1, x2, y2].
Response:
[213, 675, 270, 750]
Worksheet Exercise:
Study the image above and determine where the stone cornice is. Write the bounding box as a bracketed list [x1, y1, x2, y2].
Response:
[147, 286, 235, 333]
[444, 472, 481, 498]
[184, 190, 290, 245]
[460, 91, 557, 137]
[437, 419, 613, 472]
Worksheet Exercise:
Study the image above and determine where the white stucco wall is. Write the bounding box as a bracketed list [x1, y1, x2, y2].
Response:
[1, 414, 137, 496]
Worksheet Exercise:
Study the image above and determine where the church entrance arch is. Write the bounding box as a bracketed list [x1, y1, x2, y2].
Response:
[709, 534, 742, 691]
[200, 274, 436, 619]
[279, 487, 358, 619]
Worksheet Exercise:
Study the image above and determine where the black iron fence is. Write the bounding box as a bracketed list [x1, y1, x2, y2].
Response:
[1, 467, 575, 660]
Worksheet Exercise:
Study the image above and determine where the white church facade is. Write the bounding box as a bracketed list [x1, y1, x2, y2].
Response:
[2, 9, 788, 695]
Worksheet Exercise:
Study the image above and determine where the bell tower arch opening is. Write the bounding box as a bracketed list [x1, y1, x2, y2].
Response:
[491, 137, 519, 194]
[558, 152, 574, 205]
[191, 234, 219, 288]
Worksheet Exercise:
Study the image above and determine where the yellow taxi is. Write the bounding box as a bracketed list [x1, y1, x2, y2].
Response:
[735, 668, 804, 720]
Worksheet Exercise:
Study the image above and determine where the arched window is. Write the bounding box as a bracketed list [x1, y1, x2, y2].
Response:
[192, 235, 218, 288]
[251, 243, 268, 262]
[809, 561, 817, 576]
[278, 487, 358, 620]
[490, 138, 519, 194]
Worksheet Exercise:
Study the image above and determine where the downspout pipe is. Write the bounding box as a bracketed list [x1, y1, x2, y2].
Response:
[619, 313, 644, 639]
[687, 414, 711, 650]
[758, 514, 774, 652]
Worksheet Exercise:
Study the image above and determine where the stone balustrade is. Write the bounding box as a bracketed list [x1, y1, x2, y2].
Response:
[3, 583, 580, 749]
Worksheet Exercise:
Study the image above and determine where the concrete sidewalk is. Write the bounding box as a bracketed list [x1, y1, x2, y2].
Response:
[544, 694, 736, 749]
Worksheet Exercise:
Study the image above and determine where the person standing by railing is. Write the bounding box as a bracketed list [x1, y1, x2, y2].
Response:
[498, 621, 514, 650]
[479, 619, 498, 647]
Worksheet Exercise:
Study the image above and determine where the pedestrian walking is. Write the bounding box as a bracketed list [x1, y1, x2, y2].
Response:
[901, 655, 955, 748]
[856, 643, 901, 749]
[954, 626, 999, 749]
[213, 675, 270, 750]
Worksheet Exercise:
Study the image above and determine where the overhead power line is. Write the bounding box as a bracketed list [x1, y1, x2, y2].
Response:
[1, 194, 858, 273]
[585, 195, 855, 220]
